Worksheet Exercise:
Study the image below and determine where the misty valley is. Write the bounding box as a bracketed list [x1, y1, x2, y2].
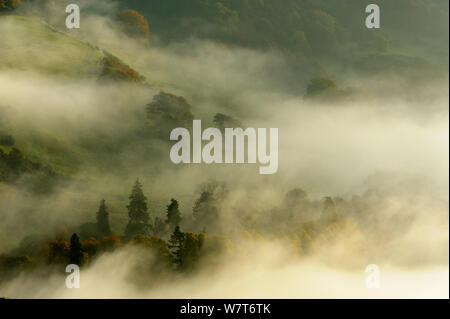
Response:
[0, 0, 448, 299]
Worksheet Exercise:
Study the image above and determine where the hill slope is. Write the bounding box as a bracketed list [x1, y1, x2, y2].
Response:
[0, 15, 143, 81]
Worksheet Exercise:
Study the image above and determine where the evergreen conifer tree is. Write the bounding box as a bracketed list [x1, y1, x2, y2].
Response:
[96, 199, 112, 237]
[69, 233, 83, 266]
[166, 198, 182, 229]
[125, 180, 150, 237]
[167, 225, 185, 267]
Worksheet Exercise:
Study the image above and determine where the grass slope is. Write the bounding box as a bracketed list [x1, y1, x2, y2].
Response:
[0, 15, 105, 78]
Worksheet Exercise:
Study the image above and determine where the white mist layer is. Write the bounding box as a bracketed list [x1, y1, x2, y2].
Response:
[0, 242, 448, 299]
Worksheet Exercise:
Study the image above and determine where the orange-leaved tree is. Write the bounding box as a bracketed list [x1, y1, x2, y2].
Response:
[117, 9, 150, 43]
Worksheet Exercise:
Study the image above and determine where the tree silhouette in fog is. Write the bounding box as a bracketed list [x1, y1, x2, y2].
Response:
[125, 180, 150, 238]
[166, 198, 182, 230]
[168, 226, 185, 267]
[69, 233, 83, 266]
[96, 199, 112, 238]
[320, 197, 338, 224]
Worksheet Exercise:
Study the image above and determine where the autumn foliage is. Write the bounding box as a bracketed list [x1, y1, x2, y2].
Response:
[117, 9, 150, 43]
[0, 0, 22, 11]
[100, 55, 144, 83]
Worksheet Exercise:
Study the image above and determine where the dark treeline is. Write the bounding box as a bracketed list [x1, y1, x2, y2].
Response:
[3, 0, 448, 87]
[118, 0, 448, 82]
[119, 0, 448, 55]
[1, 169, 401, 289]
[0, 174, 369, 285]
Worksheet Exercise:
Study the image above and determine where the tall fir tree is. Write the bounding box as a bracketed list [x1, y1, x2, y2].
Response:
[125, 180, 150, 238]
[96, 199, 112, 237]
[69, 233, 83, 266]
[166, 198, 182, 229]
[167, 225, 185, 267]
